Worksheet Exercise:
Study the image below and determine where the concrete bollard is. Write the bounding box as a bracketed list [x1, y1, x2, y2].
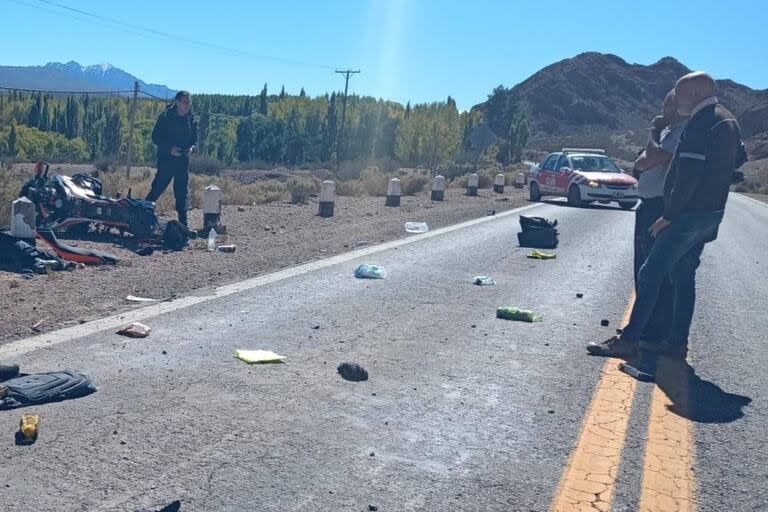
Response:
[203, 185, 223, 233]
[466, 173, 479, 196]
[514, 172, 526, 189]
[10, 197, 36, 242]
[386, 178, 401, 207]
[318, 180, 335, 217]
[431, 175, 446, 201]
[493, 173, 506, 194]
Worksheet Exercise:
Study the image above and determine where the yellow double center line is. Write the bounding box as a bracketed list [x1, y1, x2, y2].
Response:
[549, 293, 696, 512]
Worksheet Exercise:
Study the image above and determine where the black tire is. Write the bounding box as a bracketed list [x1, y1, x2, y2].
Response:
[529, 181, 542, 202]
[567, 185, 582, 207]
[619, 200, 638, 210]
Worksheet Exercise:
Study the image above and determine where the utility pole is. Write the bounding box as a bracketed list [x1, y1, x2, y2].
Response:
[334, 69, 360, 164]
[125, 80, 139, 178]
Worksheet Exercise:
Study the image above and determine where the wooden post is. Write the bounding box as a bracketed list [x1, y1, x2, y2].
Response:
[385, 178, 401, 207]
[466, 173, 479, 196]
[494, 173, 505, 194]
[431, 175, 445, 201]
[125, 80, 139, 178]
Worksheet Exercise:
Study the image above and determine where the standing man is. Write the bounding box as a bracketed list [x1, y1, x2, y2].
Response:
[630, 90, 688, 341]
[147, 90, 197, 226]
[588, 72, 745, 359]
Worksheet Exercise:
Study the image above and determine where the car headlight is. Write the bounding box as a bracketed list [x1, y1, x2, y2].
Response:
[587, 180, 600, 188]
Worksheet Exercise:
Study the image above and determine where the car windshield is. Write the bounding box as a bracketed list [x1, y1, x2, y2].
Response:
[569, 155, 621, 173]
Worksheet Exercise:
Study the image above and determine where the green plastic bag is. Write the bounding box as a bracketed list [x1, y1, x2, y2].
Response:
[496, 307, 543, 323]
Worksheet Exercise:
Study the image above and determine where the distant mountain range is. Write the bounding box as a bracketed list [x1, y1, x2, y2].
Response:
[0, 61, 176, 99]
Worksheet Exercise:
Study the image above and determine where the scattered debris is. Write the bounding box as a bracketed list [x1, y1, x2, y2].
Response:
[355, 264, 387, 279]
[404, 222, 429, 234]
[31, 319, 45, 333]
[337, 362, 369, 382]
[312, 325, 320, 330]
[235, 349, 286, 364]
[237, 206, 246, 212]
[618, 362, 655, 382]
[18, 414, 40, 444]
[473, 276, 496, 286]
[471, 324, 477, 328]
[126, 295, 172, 304]
[355, 241, 370, 247]
[217, 244, 236, 253]
[368, 505, 379, 511]
[527, 249, 557, 260]
[601, 319, 610, 327]
[487, 209, 496, 216]
[134, 500, 182, 512]
[496, 307, 543, 323]
[117, 322, 152, 338]
[576, 293, 584, 298]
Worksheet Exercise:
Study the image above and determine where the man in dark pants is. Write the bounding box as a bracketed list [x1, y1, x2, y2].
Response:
[146, 90, 197, 226]
[631, 90, 688, 340]
[588, 72, 746, 361]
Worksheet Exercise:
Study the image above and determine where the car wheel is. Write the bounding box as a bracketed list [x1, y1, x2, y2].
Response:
[567, 185, 582, 207]
[619, 200, 638, 210]
[529, 182, 542, 202]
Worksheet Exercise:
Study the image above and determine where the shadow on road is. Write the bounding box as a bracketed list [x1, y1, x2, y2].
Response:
[536, 199, 631, 212]
[654, 356, 752, 423]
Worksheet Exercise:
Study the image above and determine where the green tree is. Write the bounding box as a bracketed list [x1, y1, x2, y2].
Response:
[259, 84, 268, 115]
[7, 123, 17, 156]
[299, 87, 306, 98]
[279, 86, 286, 100]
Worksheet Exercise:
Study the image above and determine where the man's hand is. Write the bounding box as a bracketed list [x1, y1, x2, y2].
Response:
[649, 217, 671, 237]
[170, 146, 182, 157]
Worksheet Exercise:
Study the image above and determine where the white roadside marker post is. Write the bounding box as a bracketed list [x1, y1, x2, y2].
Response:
[466, 173, 479, 197]
[494, 173, 506, 194]
[431, 175, 445, 201]
[10, 197, 36, 243]
[203, 185, 223, 233]
[318, 180, 336, 217]
[386, 178, 401, 207]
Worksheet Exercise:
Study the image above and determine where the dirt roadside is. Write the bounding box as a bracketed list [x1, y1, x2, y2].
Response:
[0, 188, 530, 344]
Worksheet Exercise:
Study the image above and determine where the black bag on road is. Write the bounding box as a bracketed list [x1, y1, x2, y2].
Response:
[518, 215, 559, 249]
[0, 371, 96, 410]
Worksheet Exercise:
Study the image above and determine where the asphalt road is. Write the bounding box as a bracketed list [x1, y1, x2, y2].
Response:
[0, 194, 764, 512]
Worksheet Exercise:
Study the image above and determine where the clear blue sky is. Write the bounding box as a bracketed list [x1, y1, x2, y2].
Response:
[3, 0, 766, 110]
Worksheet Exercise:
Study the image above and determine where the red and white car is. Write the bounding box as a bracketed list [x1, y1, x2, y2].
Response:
[527, 149, 639, 209]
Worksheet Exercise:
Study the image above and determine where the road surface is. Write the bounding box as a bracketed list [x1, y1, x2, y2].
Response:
[0, 194, 764, 512]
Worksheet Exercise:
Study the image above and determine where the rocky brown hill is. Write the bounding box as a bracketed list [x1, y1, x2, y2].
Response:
[474, 52, 768, 150]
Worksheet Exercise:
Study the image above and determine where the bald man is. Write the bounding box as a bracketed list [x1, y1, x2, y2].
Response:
[588, 72, 746, 364]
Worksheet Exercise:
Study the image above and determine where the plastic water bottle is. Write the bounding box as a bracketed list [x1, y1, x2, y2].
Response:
[207, 228, 217, 252]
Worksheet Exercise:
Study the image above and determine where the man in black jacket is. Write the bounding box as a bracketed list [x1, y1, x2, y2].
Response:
[588, 72, 747, 359]
[146, 90, 197, 226]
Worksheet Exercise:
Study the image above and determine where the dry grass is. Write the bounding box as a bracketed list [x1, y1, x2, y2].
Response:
[336, 167, 431, 197]
[99, 172, 317, 213]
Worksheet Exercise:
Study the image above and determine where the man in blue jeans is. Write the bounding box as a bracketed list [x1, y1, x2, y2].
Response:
[587, 72, 746, 360]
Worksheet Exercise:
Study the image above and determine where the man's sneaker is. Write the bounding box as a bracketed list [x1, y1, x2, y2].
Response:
[586, 336, 638, 357]
[638, 340, 688, 359]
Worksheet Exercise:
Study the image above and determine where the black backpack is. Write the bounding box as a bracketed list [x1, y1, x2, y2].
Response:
[0, 371, 96, 410]
[518, 215, 559, 249]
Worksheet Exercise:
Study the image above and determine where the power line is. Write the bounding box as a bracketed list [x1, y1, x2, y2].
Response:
[0, 85, 134, 95]
[20, 0, 336, 70]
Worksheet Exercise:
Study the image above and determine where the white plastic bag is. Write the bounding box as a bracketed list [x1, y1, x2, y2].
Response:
[404, 222, 429, 234]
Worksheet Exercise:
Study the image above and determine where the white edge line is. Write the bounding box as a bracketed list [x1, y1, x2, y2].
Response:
[0, 202, 543, 358]
[736, 192, 768, 209]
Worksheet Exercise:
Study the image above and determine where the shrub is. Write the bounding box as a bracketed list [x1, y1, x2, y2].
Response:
[288, 177, 318, 204]
[189, 155, 224, 176]
[94, 155, 117, 173]
[401, 174, 429, 195]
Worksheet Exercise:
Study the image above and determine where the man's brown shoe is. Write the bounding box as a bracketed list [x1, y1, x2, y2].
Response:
[587, 336, 638, 357]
